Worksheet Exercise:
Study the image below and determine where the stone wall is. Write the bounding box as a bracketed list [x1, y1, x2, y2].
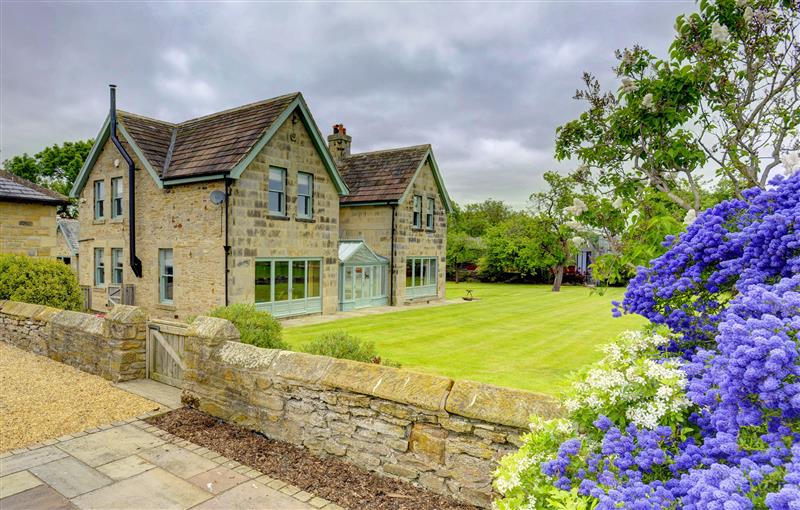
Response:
[0, 300, 147, 382]
[0, 201, 60, 257]
[184, 317, 561, 508]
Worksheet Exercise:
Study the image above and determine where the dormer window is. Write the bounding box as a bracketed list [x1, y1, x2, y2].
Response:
[413, 195, 422, 228]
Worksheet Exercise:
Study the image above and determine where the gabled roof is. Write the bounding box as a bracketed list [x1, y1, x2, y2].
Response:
[71, 93, 349, 196]
[338, 240, 389, 265]
[337, 144, 453, 212]
[0, 170, 69, 205]
[57, 219, 79, 256]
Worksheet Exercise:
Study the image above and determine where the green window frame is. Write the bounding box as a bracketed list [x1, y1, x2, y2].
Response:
[111, 177, 123, 219]
[297, 172, 314, 219]
[268, 167, 286, 216]
[94, 248, 105, 287]
[412, 195, 422, 228]
[111, 248, 123, 284]
[254, 258, 322, 305]
[93, 180, 105, 220]
[159, 249, 174, 304]
[426, 197, 435, 230]
[405, 257, 437, 297]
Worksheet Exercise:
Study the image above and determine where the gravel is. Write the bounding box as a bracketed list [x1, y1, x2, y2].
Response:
[149, 408, 479, 510]
[0, 342, 160, 452]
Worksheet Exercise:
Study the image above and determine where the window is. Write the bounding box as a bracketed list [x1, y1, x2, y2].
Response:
[297, 172, 313, 219]
[405, 257, 437, 297]
[426, 198, 435, 230]
[93, 180, 105, 220]
[111, 177, 123, 219]
[254, 258, 323, 315]
[111, 248, 123, 284]
[412, 195, 422, 228]
[94, 248, 105, 287]
[159, 249, 173, 304]
[268, 167, 286, 216]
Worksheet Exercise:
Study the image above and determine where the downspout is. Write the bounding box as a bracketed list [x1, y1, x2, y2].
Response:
[390, 203, 397, 306]
[224, 176, 231, 306]
[109, 85, 142, 277]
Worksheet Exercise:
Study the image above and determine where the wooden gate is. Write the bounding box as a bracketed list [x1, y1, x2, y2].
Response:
[147, 320, 188, 388]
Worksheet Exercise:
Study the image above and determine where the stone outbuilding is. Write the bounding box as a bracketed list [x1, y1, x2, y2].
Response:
[70, 88, 451, 320]
[0, 169, 69, 258]
[55, 218, 80, 272]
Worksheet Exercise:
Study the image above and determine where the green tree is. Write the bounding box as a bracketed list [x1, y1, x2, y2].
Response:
[3, 139, 94, 216]
[556, 0, 800, 210]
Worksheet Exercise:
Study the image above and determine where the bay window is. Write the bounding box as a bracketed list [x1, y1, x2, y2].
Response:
[405, 256, 437, 298]
[255, 258, 322, 316]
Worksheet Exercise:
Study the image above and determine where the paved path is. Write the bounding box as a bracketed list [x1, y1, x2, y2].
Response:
[281, 298, 468, 327]
[0, 417, 342, 510]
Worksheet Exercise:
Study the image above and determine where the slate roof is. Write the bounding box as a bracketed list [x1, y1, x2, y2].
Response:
[337, 145, 430, 205]
[117, 92, 300, 180]
[0, 170, 69, 205]
[57, 219, 80, 255]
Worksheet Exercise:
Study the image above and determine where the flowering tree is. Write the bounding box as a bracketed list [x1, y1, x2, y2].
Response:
[494, 171, 800, 509]
[555, 0, 800, 212]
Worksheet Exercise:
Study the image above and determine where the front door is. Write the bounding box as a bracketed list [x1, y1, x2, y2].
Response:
[354, 266, 373, 308]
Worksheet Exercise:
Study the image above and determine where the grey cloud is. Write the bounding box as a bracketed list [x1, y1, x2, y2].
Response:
[1, 0, 692, 208]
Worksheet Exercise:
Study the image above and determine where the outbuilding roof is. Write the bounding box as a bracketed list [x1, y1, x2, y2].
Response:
[57, 218, 80, 256]
[0, 170, 69, 205]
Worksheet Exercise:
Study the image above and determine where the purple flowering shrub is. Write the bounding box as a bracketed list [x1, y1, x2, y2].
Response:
[494, 173, 800, 509]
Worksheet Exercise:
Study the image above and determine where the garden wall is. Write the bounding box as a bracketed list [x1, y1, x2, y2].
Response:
[0, 299, 147, 381]
[183, 316, 563, 507]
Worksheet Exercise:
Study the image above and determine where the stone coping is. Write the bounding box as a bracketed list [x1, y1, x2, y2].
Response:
[210, 340, 562, 427]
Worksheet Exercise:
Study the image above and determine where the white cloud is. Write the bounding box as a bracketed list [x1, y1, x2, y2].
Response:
[154, 47, 216, 103]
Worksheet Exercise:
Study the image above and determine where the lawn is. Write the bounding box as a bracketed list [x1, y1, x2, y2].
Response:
[284, 282, 646, 395]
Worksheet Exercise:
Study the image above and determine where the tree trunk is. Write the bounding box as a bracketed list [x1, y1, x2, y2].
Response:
[455, 266, 460, 284]
[552, 264, 564, 292]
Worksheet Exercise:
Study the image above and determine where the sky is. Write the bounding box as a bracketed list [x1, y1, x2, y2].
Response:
[0, 1, 693, 208]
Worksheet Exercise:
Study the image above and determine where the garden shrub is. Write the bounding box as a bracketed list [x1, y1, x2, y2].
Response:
[0, 253, 82, 311]
[302, 330, 384, 364]
[494, 171, 800, 509]
[207, 303, 286, 350]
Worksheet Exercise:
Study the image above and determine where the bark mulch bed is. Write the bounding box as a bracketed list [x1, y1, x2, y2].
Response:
[147, 408, 479, 510]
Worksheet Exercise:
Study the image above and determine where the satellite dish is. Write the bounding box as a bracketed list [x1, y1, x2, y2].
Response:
[209, 190, 226, 205]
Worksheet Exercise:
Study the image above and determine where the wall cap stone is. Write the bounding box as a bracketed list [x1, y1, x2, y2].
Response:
[216, 342, 279, 370]
[50, 309, 107, 337]
[187, 316, 240, 345]
[321, 358, 453, 412]
[445, 380, 563, 428]
[1, 300, 61, 322]
[106, 304, 147, 324]
[268, 350, 333, 385]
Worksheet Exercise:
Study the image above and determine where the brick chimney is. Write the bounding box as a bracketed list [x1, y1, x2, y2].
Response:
[328, 124, 351, 160]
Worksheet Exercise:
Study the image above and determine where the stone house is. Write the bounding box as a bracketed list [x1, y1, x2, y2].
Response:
[70, 88, 451, 319]
[0, 170, 69, 258]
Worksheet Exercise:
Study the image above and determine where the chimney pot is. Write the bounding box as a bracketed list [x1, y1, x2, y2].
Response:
[328, 123, 352, 160]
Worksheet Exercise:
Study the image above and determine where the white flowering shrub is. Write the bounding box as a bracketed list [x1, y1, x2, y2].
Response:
[566, 330, 691, 430]
[494, 418, 596, 510]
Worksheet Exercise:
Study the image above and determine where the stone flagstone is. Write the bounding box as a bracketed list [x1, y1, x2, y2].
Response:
[137, 443, 218, 479]
[0, 484, 77, 510]
[30, 457, 112, 498]
[56, 424, 163, 467]
[191, 480, 313, 509]
[0, 447, 68, 475]
[96, 455, 155, 481]
[187, 466, 249, 494]
[0, 470, 43, 498]
[71, 467, 212, 510]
